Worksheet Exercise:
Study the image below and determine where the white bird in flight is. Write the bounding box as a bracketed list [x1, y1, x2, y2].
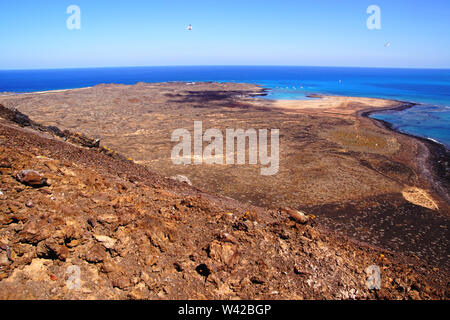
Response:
[384, 41, 391, 48]
[187, 24, 193, 31]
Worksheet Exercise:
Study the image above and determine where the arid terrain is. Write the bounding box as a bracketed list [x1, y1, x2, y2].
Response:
[0, 82, 448, 299]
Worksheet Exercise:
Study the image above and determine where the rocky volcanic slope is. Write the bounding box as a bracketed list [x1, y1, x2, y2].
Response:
[0, 105, 448, 300]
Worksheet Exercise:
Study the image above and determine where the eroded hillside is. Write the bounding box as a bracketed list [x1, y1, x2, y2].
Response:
[0, 105, 448, 300]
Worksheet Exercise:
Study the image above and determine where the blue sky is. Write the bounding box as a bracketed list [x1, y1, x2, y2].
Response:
[1, 0, 449, 69]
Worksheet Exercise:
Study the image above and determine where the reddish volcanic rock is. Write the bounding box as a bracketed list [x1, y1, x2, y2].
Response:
[16, 170, 49, 188]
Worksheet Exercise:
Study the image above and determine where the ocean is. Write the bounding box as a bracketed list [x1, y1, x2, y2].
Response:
[0, 66, 449, 148]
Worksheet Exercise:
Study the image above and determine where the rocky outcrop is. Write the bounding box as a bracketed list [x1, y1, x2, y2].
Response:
[16, 170, 50, 188]
[0, 104, 101, 149]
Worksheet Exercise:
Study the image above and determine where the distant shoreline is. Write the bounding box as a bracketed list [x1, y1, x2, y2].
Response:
[1, 80, 448, 150]
[0, 86, 92, 96]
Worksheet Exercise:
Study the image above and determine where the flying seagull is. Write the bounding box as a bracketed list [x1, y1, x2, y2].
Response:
[384, 41, 391, 48]
[187, 24, 193, 31]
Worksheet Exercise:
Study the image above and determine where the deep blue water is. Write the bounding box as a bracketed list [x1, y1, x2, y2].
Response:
[0, 66, 449, 147]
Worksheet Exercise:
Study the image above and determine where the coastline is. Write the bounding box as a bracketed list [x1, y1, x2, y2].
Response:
[361, 102, 449, 150]
[268, 89, 450, 209]
[359, 103, 450, 207]
[263, 89, 450, 212]
[0, 86, 93, 96]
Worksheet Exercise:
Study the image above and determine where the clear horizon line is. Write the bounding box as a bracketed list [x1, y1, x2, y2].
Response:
[1, 64, 449, 71]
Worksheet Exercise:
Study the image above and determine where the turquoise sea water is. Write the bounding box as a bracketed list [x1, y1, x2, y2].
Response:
[0, 66, 449, 147]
